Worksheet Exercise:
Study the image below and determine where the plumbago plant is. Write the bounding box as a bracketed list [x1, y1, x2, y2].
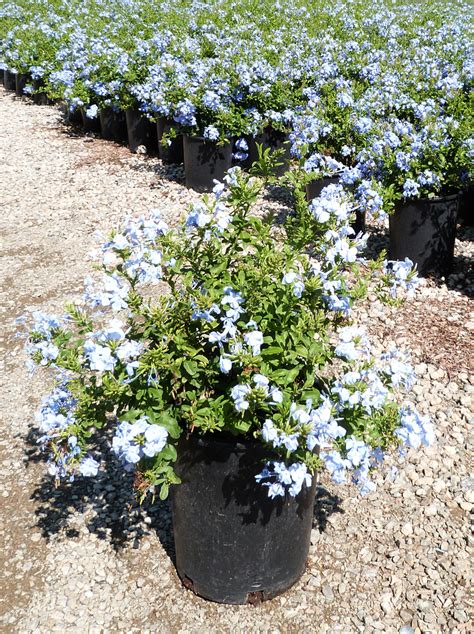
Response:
[24, 168, 430, 501]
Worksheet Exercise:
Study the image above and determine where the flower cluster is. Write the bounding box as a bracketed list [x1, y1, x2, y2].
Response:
[35, 383, 100, 482]
[113, 418, 169, 470]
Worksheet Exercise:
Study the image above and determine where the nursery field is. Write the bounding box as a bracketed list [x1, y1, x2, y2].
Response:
[0, 85, 473, 634]
[1, 0, 473, 631]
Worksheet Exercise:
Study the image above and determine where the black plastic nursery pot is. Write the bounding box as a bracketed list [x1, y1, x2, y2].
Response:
[4, 70, 16, 91]
[15, 73, 29, 96]
[457, 186, 473, 226]
[99, 107, 127, 143]
[306, 175, 340, 202]
[389, 193, 460, 277]
[243, 127, 291, 176]
[156, 117, 184, 164]
[183, 135, 233, 192]
[66, 105, 83, 125]
[32, 79, 50, 106]
[125, 108, 157, 153]
[171, 433, 317, 605]
[80, 109, 101, 134]
[306, 176, 366, 234]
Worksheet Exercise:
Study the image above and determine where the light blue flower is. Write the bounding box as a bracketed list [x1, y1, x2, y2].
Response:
[402, 179, 420, 199]
[143, 424, 168, 457]
[79, 456, 100, 477]
[186, 202, 212, 229]
[84, 340, 116, 372]
[320, 450, 350, 484]
[85, 104, 98, 119]
[262, 419, 278, 444]
[230, 384, 251, 411]
[219, 355, 232, 374]
[203, 125, 220, 141]
[345, 437, 371, 467]
[244, 330, 263, 355]
[34, 341, 59, 365]
[282, 271, 305, 297]
[396, 406, 434, 449]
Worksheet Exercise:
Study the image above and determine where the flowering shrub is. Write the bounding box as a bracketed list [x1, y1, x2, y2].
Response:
[22, 167, 432, 501]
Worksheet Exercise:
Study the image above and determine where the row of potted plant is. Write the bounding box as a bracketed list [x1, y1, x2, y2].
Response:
[3, 67, 292, 194]
[1, 0, 472, 275]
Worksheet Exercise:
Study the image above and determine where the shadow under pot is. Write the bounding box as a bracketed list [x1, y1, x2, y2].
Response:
[15, 73, 29, 96]
[306, 176, 366, 234]
[125, 108, 157, 153]
[243, 127, 291, 176]
[99, 107, 127, 143]
[389, 193, 460, 277]
[157, 117, 184, 164]
[80, 109, 101, 134]
[4, 70, 16, 91]
[171, 433, 317, 605]
[183, 135, 232, 192]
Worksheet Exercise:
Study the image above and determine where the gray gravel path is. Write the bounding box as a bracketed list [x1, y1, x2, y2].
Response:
[0, 89, 472, 633]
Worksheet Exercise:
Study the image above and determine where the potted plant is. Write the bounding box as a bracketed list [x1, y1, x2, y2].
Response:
[171, 95, 235, 192]
[24, 168, 429, 604]
[289, 84, 374, 233]
[156, 116, 184, 165]
[378, 110, 472, 276]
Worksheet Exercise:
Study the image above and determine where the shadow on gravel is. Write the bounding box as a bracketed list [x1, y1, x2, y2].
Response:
[24, 427, 176, 561]
[313, 485, 344, 533]
[24, 427, 341, 563]
[127, 159, 185, 186]
[445, 252, 474, 299]
[361, 225, 389, 261]
[456, 225, 474, 243]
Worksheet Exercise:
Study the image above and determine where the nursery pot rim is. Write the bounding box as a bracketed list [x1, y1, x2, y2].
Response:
[183, 133, 230, 145]
[395, 191, 460, 207]
[179, 430, 275, 455]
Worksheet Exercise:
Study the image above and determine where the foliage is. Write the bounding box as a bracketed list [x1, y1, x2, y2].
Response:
[21, 168, 430, 500]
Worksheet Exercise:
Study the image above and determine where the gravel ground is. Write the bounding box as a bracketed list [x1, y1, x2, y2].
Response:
[0, 89, 473, 634]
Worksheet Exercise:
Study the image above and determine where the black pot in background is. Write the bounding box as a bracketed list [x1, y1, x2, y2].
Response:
[389, 193, 460, 277]
[32, 79, 50, 105]
[183, 135, 232, 192]
[172, 433, 317, 604]
[0, 69, 4, 85]
[157, 117, 184, 164]
[306, 175, 339, 202]
[125, 108, 157, 153]
[66, 105, 83, 125]
[99, 107, 127, 143]
[243, 127, 291, 176]
[15, 73, 29, 96]
[4, 70, 16, 91]
[80, 109, 101, 134]
[457, 186, 473, 226]
[306, 176, 366, 234]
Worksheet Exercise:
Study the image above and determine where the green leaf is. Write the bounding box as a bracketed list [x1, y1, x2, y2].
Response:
[183, 359, 198, 376]
[146, 410, 181, 438]
[119, 409, 142, 422]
